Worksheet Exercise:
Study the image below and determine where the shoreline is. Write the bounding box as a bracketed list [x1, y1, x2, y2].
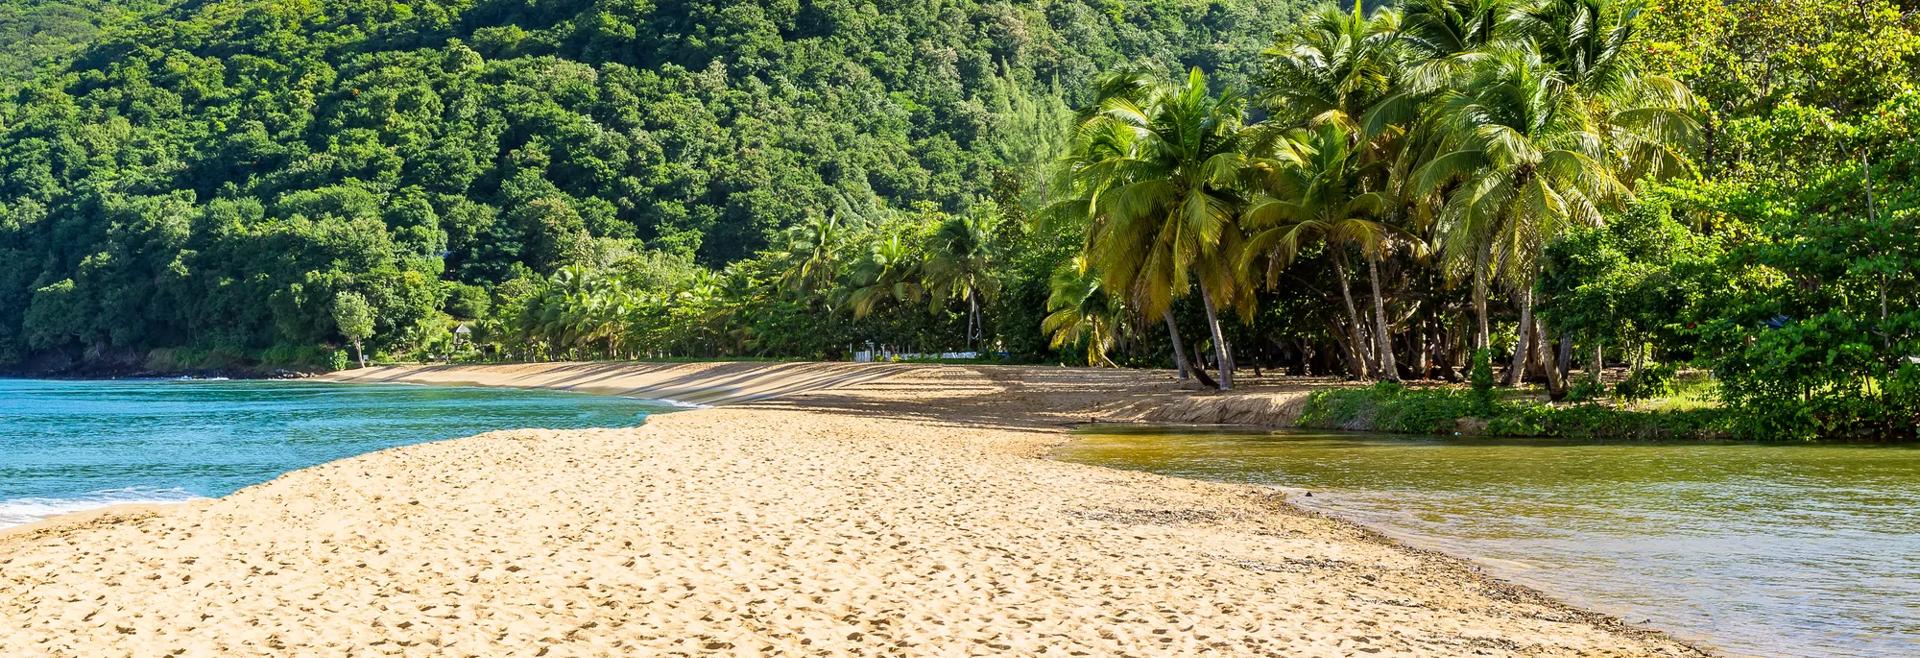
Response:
[1, 362, 1712, 656]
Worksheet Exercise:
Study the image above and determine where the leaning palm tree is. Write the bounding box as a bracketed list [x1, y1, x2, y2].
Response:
[1244, 122, 1398, 380]
[1042, 256, 1124, 367]
[840, 231, 925, 320]
[1415, 0, 1697, 387]
[1256, 4, 1422, 380]
[1414, 45, 1630, 383]
[923, 208, 1002, 353]
[1044, 86, 1195, 382]
[774, 213, 851, 294]
[1082, 67, 1251, 389]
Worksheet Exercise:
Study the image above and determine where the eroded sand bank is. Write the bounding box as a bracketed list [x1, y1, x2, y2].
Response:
[0, 363, 1708, 657]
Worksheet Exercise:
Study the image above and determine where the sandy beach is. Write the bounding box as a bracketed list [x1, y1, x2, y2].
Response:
[0, 362, 1708, 657]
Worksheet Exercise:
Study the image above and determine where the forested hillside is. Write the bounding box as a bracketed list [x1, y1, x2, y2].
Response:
[0, 0, 1304, 371]
[0, 1, 168, 83]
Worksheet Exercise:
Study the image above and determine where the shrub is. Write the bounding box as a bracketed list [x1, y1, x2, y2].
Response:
[1299, 385, 1476, 435]
[1615, 363, 1678, 401]
[1299, 379, 1731, 441]
[1468, 348, 1496, 416]
[327, 349, 352, 371]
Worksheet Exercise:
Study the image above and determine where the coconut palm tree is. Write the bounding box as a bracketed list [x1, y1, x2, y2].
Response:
[1414, 45, 1630, 385]
[1042, 256, 1124, 367]
[1409, 0, 1697, 388]
[840, 231, 925, 320]
[1045, 70, 1197, 381]
[1081, 68, 1251, 389]
[580, 277, 633, 358]
[1259, 3, 1404, 132]
[1395, 0, 1511, 94]
[1244, 122, 1398, 380]
[1514, 0, 1699, 182]
[774, 213, 851, 294]
[1255, 4, 1416, 380]
[923, 208, 1002, 353]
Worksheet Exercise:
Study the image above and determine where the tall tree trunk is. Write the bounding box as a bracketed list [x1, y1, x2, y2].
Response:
[1189, 345, 1219, 389]
[1631, 337, 1647, 377]
[352, 339, 366, 368]
[1366, 254, 1400, 382]
[1591, 341, 1605, 386]
[1197, 280, 1234, 391]
[1473, 240, 1492, 351]
[1415, 319, 1432, 380]
[1333, 254, 1372, 379]
[1557, 334, 1573, 382]
[1163, 310, 1193, 383]
[967, 289, 979, 352]
[1502, 288, 1534, 387]
[1541, 321, 1567, 399]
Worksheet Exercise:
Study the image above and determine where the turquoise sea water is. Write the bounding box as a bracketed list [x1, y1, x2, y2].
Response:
[0, 379, 670, 528]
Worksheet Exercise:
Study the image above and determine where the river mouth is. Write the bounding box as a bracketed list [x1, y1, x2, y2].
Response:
[1051, 425, 1920, 658]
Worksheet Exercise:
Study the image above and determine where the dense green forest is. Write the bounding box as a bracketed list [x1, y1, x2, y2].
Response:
[0, 1, 168, 83]
[0, 0, 1305, 367]
[2, 0, 1917, 440]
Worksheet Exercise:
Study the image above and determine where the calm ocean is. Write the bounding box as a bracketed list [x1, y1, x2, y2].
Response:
[0, 378, 669, 528]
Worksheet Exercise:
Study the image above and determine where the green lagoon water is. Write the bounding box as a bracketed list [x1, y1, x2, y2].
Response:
[0, 379, 673, 528]
[1053, 427, 1920, 658]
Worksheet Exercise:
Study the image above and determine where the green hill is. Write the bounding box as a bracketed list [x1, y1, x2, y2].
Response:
[0, 0, 1305, 370]
[0, 1, 169, 83]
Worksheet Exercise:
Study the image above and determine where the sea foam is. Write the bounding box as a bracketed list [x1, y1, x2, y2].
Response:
[0, 487, 205, 529]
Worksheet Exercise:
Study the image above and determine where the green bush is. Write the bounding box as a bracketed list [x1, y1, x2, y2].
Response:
[1614, 363, 1678, 401]
[1299, 384, 1476, 435]
[1487, 404, 1729, 441]
[1565, 379, 1603, 403]
[1468, 348, 1497, 416]
[1299, 382, 1730, 440]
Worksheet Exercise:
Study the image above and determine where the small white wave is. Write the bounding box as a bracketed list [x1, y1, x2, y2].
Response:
[0, 487, 205, 529]
[651, 398, 712, 409]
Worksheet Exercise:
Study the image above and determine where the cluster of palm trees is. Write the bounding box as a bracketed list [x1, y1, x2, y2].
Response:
[769, 206, 1006, 353]
[1044, 0, 1697, 391]
[497, 205, 1005, 361]
[503, 263, 732, 360]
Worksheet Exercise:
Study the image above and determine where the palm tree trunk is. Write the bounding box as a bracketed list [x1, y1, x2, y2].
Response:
[1197, 280, 1234, 391]
[1414, 320, 1430, 379]
[1473, 240, 1492, 351]
[1163, 310, 1193, 382]
[1541, 321, 1566, 399]
[1502, 288, 1534, 387]
[1556, 334, 1573, 382]
[967, 290, 979, 353]
[1631, 337, 1647, 377]
[1590, 341, 1605, 386]
[1333, 254, 1373, 379]
[1366, 254, 1400, 382]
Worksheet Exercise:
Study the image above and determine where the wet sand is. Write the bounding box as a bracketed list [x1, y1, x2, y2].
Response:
[0, 362, 1709, 656]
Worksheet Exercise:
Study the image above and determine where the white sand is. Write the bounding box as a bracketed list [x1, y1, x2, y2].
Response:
[0, 362, 1708, 657]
